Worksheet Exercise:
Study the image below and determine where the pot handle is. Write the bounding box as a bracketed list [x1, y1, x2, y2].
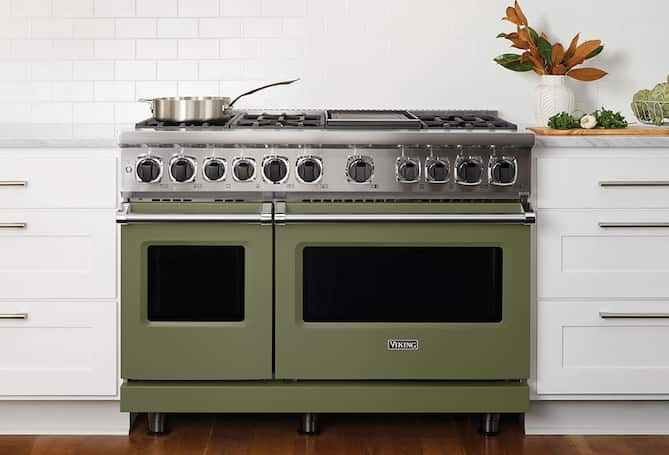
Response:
[229, 78, 300, 107]
[137, 98, 152, 103]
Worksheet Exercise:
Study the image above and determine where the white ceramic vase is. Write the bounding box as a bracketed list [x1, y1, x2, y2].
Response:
[534, 75, 575, 126]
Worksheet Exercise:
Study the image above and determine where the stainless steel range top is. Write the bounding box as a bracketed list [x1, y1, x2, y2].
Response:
[119, 109, 533, 202]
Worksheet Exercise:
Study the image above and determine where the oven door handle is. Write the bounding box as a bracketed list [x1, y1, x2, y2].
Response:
[278, 203, 536, 224]
[116, 203, 273, 224]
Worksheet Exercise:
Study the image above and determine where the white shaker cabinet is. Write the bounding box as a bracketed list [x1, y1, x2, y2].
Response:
[535, 144, 669, 398]
[0, 148, 119, 400]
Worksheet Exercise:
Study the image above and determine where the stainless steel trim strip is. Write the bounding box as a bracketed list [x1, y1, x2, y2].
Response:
[115, 202, 272, 224]
[0, 181, 27, 187]
[281, 212, 536, 224]
[599, 180, 669, 187]
[0, 313, 28, 320]
[600, 312, 669, 319]
[0, 223, 26, 229]
[598, 222, 669, 228]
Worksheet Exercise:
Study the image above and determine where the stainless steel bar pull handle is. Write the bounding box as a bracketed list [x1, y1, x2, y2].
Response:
[599, 180, 669, 187]
[0, 313, 28, 320]
[281, 212, 536, 224]
[599, 222, 669, 228]
[0, 181, 27, 187]
[600, 312, 669, 319]
[116, 203, 273, 224]
[0, 222, 27, 229]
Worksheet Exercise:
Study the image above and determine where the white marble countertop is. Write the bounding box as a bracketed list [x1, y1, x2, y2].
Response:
[0, 138, 117, 148]
[533, 135, 669, 148]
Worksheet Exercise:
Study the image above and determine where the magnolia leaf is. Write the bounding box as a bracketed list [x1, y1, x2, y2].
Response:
[551, 43, 565, 66]
[564, 33, 580, 60]
[586, 45, 604, 59]
[497, 32, 507, 38]
[537, 37, 553, 66]
[567, 67, 608, 81]
[565, 40, 602, 68]
[514, 1, 528, 26]
[526, 26, 539, 44]
[494, 54, 534, 72]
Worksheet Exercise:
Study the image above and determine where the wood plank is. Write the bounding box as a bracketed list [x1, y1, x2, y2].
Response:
[0, 413, 668, 454]
[528, 126, 669, 136]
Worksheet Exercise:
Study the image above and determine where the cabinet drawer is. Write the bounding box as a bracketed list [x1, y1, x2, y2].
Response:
[537, 300, 669, 395]
[538, 209, 669, 299]
[537, 155, 669, 209]
[0, 301, 117, 396]
[0, 210, 116, 299]
[0, 153, 116, 209]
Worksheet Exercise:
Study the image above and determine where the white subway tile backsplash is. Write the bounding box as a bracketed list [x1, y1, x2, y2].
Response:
[52, 81, 94, 100]
[30, 18, 74, 39]
[135, 81, 177, 98]
[94, 0, 135, 17]
[53, 0, 94, 17]
[177, 80, 218, 96]
[94, 39, 135, 58]
[136, 39, 177, 59]
[0, 103, 31, 122]
[157, 60, 197, 80]
[177, 0, 217, 17]
[0, 40, 9, 58]
[30, 61, 73, 80]
[115, 19, 157, 38]
[30, 103, 73, 123]
[10, 39, 53, 59]
[11, 0, 51, 17]
[157, 18, 198, 38]
[177, 39, 218, 59]
[262, 0, 304, 17]
[0, 62, 29, 80]
[73, 60, 114, 80]
[199, 18, 241, 38]
[220, 0, 260, 17]
[114, 101, 150, 123]
[0, 81, 51, 101]
[137, 0, 176, 17]
[283, 18, 305, 38]
[219, 38, 258, 58]
[0, 19, 31, 39]
[94, 81, 135, 101]
[243, 18, 282, 37]
[115, 60, 156, 80]
[259, 38, 303, 59]
[53, 39, 95, 59]
[198, 60, 241, 80]
[0, 0, 9, 16]
[73, 123, 115, 138]
[73, 102, 114, 123]
[73, 19, 115, 38]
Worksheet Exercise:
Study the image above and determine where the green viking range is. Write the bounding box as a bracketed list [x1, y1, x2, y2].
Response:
[117, 109, 534, 436]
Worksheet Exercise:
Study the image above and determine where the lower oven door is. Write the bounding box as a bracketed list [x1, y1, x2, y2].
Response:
[275, 202, 532, 380]
[120, 202, 272, 380]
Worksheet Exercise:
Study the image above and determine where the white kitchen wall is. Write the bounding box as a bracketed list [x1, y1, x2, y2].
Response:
[0, 0, 665, 139]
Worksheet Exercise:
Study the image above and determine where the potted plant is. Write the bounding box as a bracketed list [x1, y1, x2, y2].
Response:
[494, 1, 607, 125]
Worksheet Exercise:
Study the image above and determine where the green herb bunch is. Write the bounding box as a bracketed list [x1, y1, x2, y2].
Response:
[547, 107, 628, 129]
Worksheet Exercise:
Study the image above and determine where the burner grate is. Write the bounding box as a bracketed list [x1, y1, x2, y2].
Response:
[135, 114, 237, 130]
[414, 112, 517, 130]
[233, 112, 325, 129]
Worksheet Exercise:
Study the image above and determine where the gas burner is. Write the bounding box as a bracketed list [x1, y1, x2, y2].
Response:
[232, 112, 325, 129]
[135, 113, 238, 130]
[414, 111, 517, 131]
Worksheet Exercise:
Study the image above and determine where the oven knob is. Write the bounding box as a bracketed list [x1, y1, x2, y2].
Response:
[347, 157, 373, 183]
[456, 158, 483, 185]
[426, 159, 449, 183]
[397, 158, 420, 183]
[170, 157, 196, 183]
[296, 157, 323, 184]
[203, 158, 226, 182]
[233, 158, 255, 181]
[262, 157, 289, 183]
[136, 157, 161, 183]
[490, 158, 517, 185]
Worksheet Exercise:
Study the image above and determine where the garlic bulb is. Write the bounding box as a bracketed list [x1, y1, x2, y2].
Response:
[580, 114, 598, 129]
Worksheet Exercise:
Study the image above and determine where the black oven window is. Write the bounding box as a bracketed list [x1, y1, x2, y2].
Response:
[147, 245, 244, 322]
[302, 247, 502, 323]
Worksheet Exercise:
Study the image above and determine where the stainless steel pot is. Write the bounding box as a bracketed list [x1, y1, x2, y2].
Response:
[139, 79, 299, 122]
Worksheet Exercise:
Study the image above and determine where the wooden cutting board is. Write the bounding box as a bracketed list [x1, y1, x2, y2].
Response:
[528, 126, 669, 136]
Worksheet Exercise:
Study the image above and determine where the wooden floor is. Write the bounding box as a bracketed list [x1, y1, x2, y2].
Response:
[2, 413, 669, 454]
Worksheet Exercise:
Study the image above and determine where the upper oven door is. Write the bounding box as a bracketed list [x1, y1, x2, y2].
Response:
[274, 202, 532, 380]
[120, 202, 272, 380]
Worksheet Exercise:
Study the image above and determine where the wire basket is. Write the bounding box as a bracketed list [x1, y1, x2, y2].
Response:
[631, 100, 669, 126]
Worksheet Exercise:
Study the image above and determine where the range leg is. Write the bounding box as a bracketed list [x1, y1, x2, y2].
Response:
[297, 412, 319, 435]
[480, 413, 501, 436]
[146, 412, 169, 436]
